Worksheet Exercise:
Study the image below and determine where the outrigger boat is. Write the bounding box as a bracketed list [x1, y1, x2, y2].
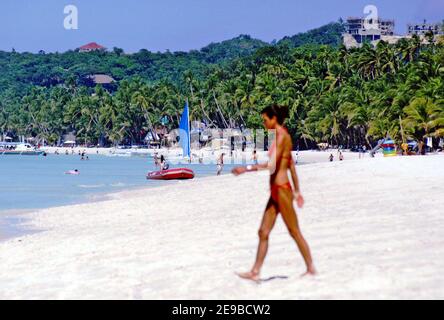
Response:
[0, 142, 45, 156]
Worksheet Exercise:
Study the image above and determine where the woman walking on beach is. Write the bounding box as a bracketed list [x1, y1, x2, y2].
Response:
[232, 105, 316, 281]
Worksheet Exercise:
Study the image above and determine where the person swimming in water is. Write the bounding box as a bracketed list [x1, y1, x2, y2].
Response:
[65, 169, 79, 175]
[232, 104, 316, 281]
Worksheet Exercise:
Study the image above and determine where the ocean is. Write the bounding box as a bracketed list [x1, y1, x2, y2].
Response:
[0, 152, 311, 241]
[0, 153, 239, 213]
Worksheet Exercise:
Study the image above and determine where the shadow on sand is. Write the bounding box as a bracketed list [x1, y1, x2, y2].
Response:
[259, 275, 289, 282]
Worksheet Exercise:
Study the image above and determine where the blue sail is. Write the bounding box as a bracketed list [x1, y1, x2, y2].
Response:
[179, 102, 191, 158]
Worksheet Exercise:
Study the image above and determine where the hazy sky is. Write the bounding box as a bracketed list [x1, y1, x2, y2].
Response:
[1, 0, 443, 53]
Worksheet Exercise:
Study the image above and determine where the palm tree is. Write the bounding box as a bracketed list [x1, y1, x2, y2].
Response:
[402, 97, 440, 153]
[431, 99, 444, 137]
[132, 86, 155, 139]
[397, 35, 421, 63]
[351, 43, 378, 80]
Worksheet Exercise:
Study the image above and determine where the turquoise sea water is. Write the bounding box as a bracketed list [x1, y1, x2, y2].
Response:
[0, 154, 239, 213]
[0, 153, 308, 241]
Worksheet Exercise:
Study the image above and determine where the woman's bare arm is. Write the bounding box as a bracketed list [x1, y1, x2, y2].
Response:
[289, 162, 300, 193]
[231, 160, 267, 175]
[288, 155, 304, 208]
[232, 133, 286, 175]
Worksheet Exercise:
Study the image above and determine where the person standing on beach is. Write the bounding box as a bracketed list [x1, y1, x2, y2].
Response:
[153, 152, 160, 167]
[216, 153, 225, 176]
[252, 149, 258, 165]
[232, 104, 316, 281]
[160, 155, 169, 171]
[329, 153, 334, 162]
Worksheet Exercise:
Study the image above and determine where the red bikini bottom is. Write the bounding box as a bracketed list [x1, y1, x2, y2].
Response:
[270, 182, 293, 202]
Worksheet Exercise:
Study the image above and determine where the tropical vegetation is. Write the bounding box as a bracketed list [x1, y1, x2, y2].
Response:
[1, 21, 443, 149]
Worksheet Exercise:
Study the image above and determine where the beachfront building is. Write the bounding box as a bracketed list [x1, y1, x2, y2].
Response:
[144, 126, 170, 148]
[62, 133, 76, 147]
[78, 42, 106, 52]
[407, 21, 444, 36]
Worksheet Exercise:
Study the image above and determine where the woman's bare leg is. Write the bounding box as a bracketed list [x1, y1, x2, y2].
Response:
[237, 198, 278, 281]
[277, 189, 316, 276]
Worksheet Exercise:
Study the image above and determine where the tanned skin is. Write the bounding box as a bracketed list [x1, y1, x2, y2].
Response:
[232, 113, 316, 282]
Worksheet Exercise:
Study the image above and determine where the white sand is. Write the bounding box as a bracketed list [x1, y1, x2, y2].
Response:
[1, 155, 443, 299]
[295, 149, 373, 163]
[40, 145, 367, 159]
[41, 146, 113, 155]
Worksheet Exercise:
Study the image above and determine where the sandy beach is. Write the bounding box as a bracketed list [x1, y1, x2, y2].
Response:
[40, 145, 368, 163]
[1, 155, 443, 299]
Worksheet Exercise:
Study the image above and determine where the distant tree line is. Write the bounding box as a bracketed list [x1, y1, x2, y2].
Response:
[0, 22, 443, 150]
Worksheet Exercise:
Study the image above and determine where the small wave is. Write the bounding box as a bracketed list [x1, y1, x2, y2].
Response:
[77, 184, 106, 189]
[110, 182, 126, 187]
[106, 154, 131, 157]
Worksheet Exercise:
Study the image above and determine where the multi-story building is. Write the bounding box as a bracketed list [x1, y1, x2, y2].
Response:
[407, 21, 444, 36]
[343, 16, 443, 48]
[344, 17, 395, 44]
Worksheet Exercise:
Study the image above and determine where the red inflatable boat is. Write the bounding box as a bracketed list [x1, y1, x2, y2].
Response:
[146, 168, 195, 180]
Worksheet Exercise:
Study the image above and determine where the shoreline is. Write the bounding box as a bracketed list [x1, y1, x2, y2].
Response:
[0, 151, 425, 242]
[0, 155, 444, 300]
[0, 150, 363, 219]
[1, 155, 443, 299]
[1, 155, 342, 243]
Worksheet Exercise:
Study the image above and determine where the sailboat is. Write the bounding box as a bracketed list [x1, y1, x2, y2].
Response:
[178, 100, 191, 160]
[146, 102, 195, 180]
